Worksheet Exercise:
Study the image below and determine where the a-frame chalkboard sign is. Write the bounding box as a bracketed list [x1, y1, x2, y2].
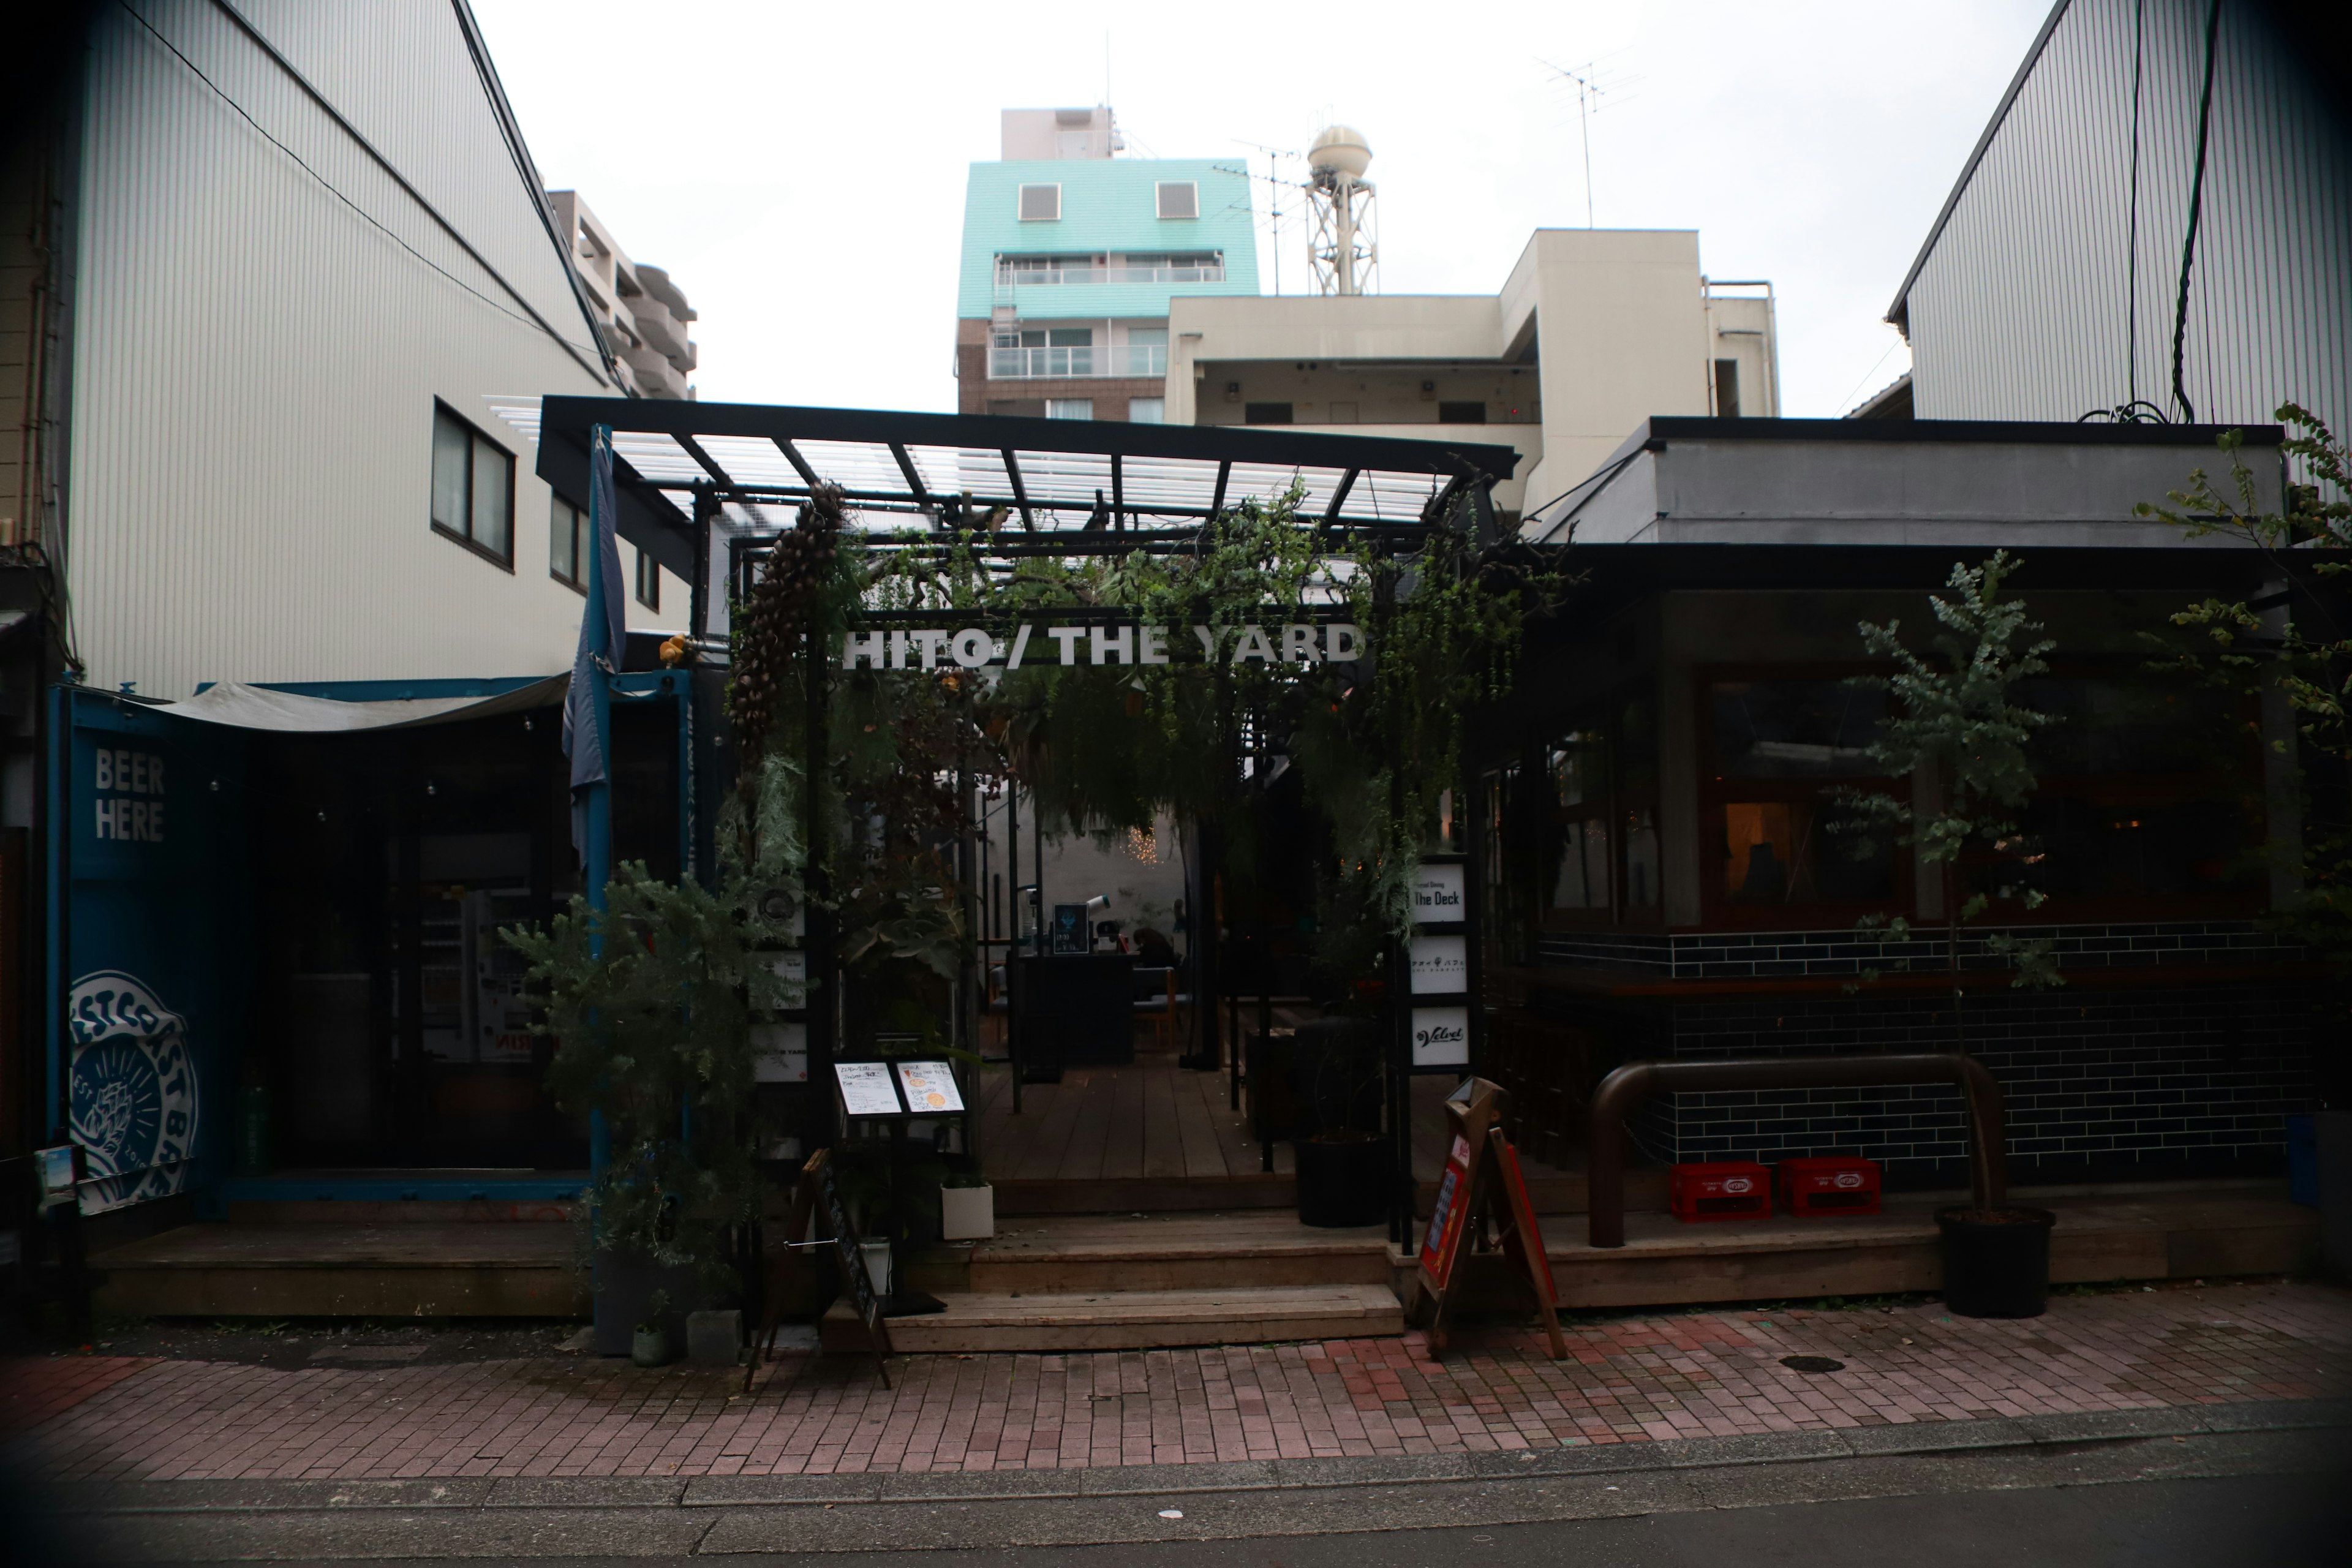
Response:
[1406, 1076, 1567, 1359]
[746, 1148, 893, 1392]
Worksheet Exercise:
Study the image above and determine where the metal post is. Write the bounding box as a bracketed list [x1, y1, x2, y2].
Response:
[804, 625, 833, 1152]
[1005, 783, 1022, 1114]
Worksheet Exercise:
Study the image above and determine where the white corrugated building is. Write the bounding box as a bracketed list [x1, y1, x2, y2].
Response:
[28, 0, 688, 700]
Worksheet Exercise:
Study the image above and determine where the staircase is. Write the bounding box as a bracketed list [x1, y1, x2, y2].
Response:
[821, 1213, 1404, 1354]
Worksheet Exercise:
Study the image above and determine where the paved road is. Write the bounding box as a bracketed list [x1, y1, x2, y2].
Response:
[34, 1408, 2349, 1566]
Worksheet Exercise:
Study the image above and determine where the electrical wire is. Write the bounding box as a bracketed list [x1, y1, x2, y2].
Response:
[2170, 0, 2225, 423]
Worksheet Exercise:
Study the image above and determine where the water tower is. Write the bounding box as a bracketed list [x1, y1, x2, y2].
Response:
[1306, 124, 1378, 296]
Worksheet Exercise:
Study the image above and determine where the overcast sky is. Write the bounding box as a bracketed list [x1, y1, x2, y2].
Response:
[472, 0, 2052, 420]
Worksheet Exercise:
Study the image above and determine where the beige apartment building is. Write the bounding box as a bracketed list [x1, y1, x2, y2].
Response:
[1167, 229, 1776, 520]
[548, 190, 699, 401]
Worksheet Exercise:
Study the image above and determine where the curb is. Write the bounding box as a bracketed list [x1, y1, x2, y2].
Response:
[54, 1397, 2352, 1515]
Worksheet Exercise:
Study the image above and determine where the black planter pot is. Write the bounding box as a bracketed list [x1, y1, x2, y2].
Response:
[1295, 1136, 1389, 1228]
[1936, 1206, 2056, 1319]
[592, 1251, 706, 1356]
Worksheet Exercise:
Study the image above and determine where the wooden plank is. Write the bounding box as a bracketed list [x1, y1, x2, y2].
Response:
[1054, 1065, 1117, 1183]
[1010, 1072, 1090, 1182]
[1100, 1065, 1147, 1181]
[1171, 1066, 1230, 1178]
[1139, 1063, 1186, 1181]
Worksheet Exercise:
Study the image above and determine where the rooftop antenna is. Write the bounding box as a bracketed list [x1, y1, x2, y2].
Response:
[1537, 56, 1636, 227]
[1234, 140, 1302, 295]
[1305, 126, 1376, 296]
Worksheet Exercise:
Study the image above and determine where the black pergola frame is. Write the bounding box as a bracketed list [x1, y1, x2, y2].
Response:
[529, 396, 1525, 1248]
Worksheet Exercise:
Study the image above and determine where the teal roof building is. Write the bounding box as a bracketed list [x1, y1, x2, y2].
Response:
[954, 107, 1257, 421]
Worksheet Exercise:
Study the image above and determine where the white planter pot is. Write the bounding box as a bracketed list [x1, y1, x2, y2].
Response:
[941, 1183, 996, 1241]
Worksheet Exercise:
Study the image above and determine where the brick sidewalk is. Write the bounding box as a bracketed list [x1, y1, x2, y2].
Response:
[9, 1282, 2349, 1483]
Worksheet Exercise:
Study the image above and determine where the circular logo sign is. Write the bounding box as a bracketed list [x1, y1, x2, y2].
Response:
[1721, 1177, 1754, 1194]
[69, 971, 198, 1210]
[1834, 1171, 1864, 1189]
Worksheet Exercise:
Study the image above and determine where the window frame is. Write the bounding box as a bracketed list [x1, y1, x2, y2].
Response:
[1017, 183, 1062, 222]
[633, 545, 660, 612]
[429, 399, 516, 571]
[550, 494, 587, 594]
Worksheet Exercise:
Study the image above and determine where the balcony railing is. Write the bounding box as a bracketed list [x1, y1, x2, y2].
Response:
[989, 344, 1168, 380]
[995, 263, 1224, 287]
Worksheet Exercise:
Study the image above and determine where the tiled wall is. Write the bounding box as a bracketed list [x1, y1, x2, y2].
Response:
[1529, 922, 2318, 1186]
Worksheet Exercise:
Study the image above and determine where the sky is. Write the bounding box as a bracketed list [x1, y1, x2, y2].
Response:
[472, 0, 2054, 420]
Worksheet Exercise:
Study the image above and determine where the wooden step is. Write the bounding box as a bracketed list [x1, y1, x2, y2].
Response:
[992, 1175, 1296, 1215]
[89, 1223, 589, 1319]
[1403, 1185, 2323, 1315]
[970, 1212, 1393, 1293]
[824, 1283, 1403, 1354]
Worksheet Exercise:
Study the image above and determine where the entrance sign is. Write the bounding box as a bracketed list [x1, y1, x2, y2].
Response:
[846, 622, 1366, 671]
[1408, 934, 1467, 994]
[1410, 1005, 1471, 1069]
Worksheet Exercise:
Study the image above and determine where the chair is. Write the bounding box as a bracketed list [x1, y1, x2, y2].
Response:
[1131, 965, 1191, 1052]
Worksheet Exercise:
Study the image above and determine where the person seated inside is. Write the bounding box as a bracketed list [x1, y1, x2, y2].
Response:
[1131, 925, 1179, 971]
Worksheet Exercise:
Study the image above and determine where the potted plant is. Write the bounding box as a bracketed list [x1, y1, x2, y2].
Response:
[1289, 1015, 1388, 1228]
[631, 1289, 674, 1367]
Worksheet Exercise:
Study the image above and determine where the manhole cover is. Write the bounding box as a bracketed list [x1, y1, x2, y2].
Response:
[1781, 1355, 1846, 1374]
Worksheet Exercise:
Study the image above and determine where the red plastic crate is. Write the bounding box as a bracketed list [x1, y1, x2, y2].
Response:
[1668, 1161, 1772, 1223]
[1778, 1156, 1882, 1217]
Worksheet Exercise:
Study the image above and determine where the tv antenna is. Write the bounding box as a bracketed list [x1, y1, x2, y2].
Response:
[1537, 55, 1637, 227]
[1233, 139, 1303, 295]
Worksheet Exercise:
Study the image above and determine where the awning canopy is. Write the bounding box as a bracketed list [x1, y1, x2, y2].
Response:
[158, 674, 569, 732]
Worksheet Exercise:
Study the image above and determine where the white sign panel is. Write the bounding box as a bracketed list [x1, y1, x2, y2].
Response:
[895, 1060, 965, 1114]
[1409, 933, 1468, 996]
[1411, 1005, 1471, 1069]
[1412, 864, 1466, 924]
[753, 1021, 808, 1083]
[770, 951, 808, 1011]
[834, 1060, 904, 1117]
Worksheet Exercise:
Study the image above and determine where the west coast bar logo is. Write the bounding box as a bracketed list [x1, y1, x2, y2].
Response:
[843, 623, 1364, 671]
[68, 970, 198, 1213]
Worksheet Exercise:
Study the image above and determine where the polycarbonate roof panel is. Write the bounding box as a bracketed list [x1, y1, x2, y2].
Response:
[1010, 450, 1115, 508]
[693, 435, 804, 489]
[1223, 462, 1351, 515]
[1356, 469, 1446, 521]
[609, 432, 702, 484]
[1120, 454, 1224, 509]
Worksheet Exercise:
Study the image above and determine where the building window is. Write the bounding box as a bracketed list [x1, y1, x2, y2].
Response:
[1438, 401, 1487, 424]
[1126, 397, 1166, 423]
[551, 495, 587, 593]
[1155, 181, 1198, 219]
[430, 402, 513, 568]
[1245, 402, 1294, 424]
[1018, 183, 1061, 221]
[1702, 674, 1899, 921]
[2007, 675, 2257, 910]
[1045, 399, 1094, 420]
[1539, 693, 1660, 927]
[1714, 358, 1741, 418]
[634, 546, 660, 611]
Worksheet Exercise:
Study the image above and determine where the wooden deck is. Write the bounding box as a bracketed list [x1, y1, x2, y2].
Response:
[90, 1221, 589, 1319]
[976, 1046, 1295, 1213]
[975, 1046, 1594, 1215]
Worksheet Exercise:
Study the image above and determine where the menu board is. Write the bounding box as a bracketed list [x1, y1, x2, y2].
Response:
[895, 1060, 965, 1113]
[834, 1060, 905, 1117]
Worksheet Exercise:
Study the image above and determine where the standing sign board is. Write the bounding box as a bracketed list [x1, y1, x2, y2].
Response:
[1409, 1076, 1566, 1359]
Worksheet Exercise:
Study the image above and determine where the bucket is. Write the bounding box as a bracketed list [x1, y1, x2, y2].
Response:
[1936, 1206, 2056, 1318]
